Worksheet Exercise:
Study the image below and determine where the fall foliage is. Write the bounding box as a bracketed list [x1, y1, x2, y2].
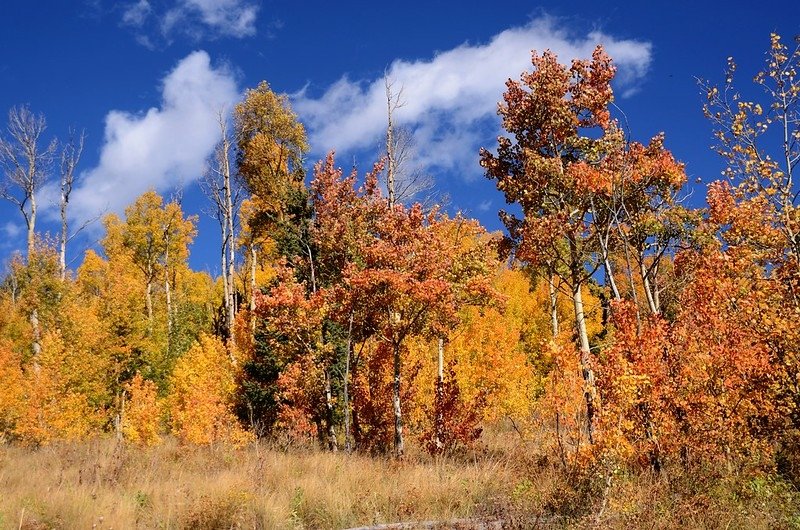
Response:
[3, 37, 800, 529]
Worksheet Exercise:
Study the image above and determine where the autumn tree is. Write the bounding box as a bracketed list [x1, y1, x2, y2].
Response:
[169, 334, 252, 446]
[588, 131, 694, 322]
[0, 247, 117, 445]
[248, 153, 498, 457]
[99, 191, 207, 397]
[0, 341, 24, 441]
[103, 191, 196, 329]
[0, 106, 57, 367]
[234, 81, 309, 322]
[240, 266, 322, 439]
[702, 34, 800, 266]
[480, 47, 617, 442]
[701, 33, 800, 467]
[319, 155, 497, 457]
[309, 154, 387, 451]
[597, 246, 782, 471]
[121, 373, 162, 446]
[240, 155, 384, 446]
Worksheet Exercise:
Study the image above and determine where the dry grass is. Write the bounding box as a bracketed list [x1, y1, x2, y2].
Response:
[0, 436, 522, 529]
[1, 430, 799, 529]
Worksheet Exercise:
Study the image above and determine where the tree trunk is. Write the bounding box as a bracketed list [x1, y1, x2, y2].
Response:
[57, 128, 83, 281]
[116, 390, 126, 442]
[324, 369, 338, 452]
[164, 241, 173, 340]
[548, 274, 559, 338]
[30, 309, 41, 374]
[223, 136, 236, 338]
[27, 192, 36, 258]
[386, 81, 396, 209]
[435, 337, 445, 452]
[344, 311, 354, 453]
[145, 280, 153, 325]
[620, 236, 642, 333]
[226, 239, 236, 337]
[572, 281, 597, 444]
[59, 184, 67, 279]
[221, 237, 230, 331]
[652, 261, 661, 312]
[27, 194, 41, 367]
[603, 257, 622, 301]
[640, 402, 662, 473]
[165, 274, 172, 337]
[250, 246, 257, 332]
[392, 341, 404, 458]
[593, 200, 620, 301]
[640, 259, 659, 315]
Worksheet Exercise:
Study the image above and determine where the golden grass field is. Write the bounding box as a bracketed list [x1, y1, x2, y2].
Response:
[2, 428, 799, 529]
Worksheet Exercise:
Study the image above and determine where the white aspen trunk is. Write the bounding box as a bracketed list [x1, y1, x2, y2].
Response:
[640, 259, 659, 315]
[652, 261, 661, 313]
[30, 309, 41, 374]
[221, 237, 230, 329]
[324, 369, 338, 452]
[27, 192, 36, 259]
[548, 274, 559, 338]
[28, 190, 41, 369]
[164, 242, 172, 339]
[219, 249, 237, 364]
[227, 240, 236, 336]
[223, 134, 236, 337]
[344, 311, 354, 453]
[59, 184, 67, 279]
[249, 246, 257, 333]
[437, 338, 444, 385]
[435, 337, 445, 452]
[592, 201, 621, 301]
[603, 257, 622, 301]
[145, 279, 153, 325]
[116, 391, 126, 442]
[572, 281, 597, 444]
[620, 238, 643, 333]
[392, 341, 404, 458]
[57, 129, 83, 281]
[385, 78, 397, 209]
[165, 274, 172, 337]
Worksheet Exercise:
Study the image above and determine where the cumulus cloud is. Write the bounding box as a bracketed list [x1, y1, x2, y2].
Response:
[122, 0, 258, 41]
[68, 51, 239, 221]
[293, 16, 653, 179]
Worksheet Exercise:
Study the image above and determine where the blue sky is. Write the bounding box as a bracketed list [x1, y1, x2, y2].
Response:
[0, 0, 798, 274]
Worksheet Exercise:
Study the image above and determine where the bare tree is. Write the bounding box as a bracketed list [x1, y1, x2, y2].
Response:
[384, 77, 435, 208]
[202, 110, 242, 349]
[384, 76, 404, 209]
[390, 125, 435, 205]
[0, 106, 57, 258]
[59, 128, 86, 279]
[0, 106, 57, 369]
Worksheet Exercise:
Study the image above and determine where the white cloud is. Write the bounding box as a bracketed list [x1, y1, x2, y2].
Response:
[69, 51, 239, 222]
[121, 0, 151, 27]
[2, 221, 21, 239]
[165, 0, 258, 38]
[122, 0, 258, 42]
[293, 16, 652, 179]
